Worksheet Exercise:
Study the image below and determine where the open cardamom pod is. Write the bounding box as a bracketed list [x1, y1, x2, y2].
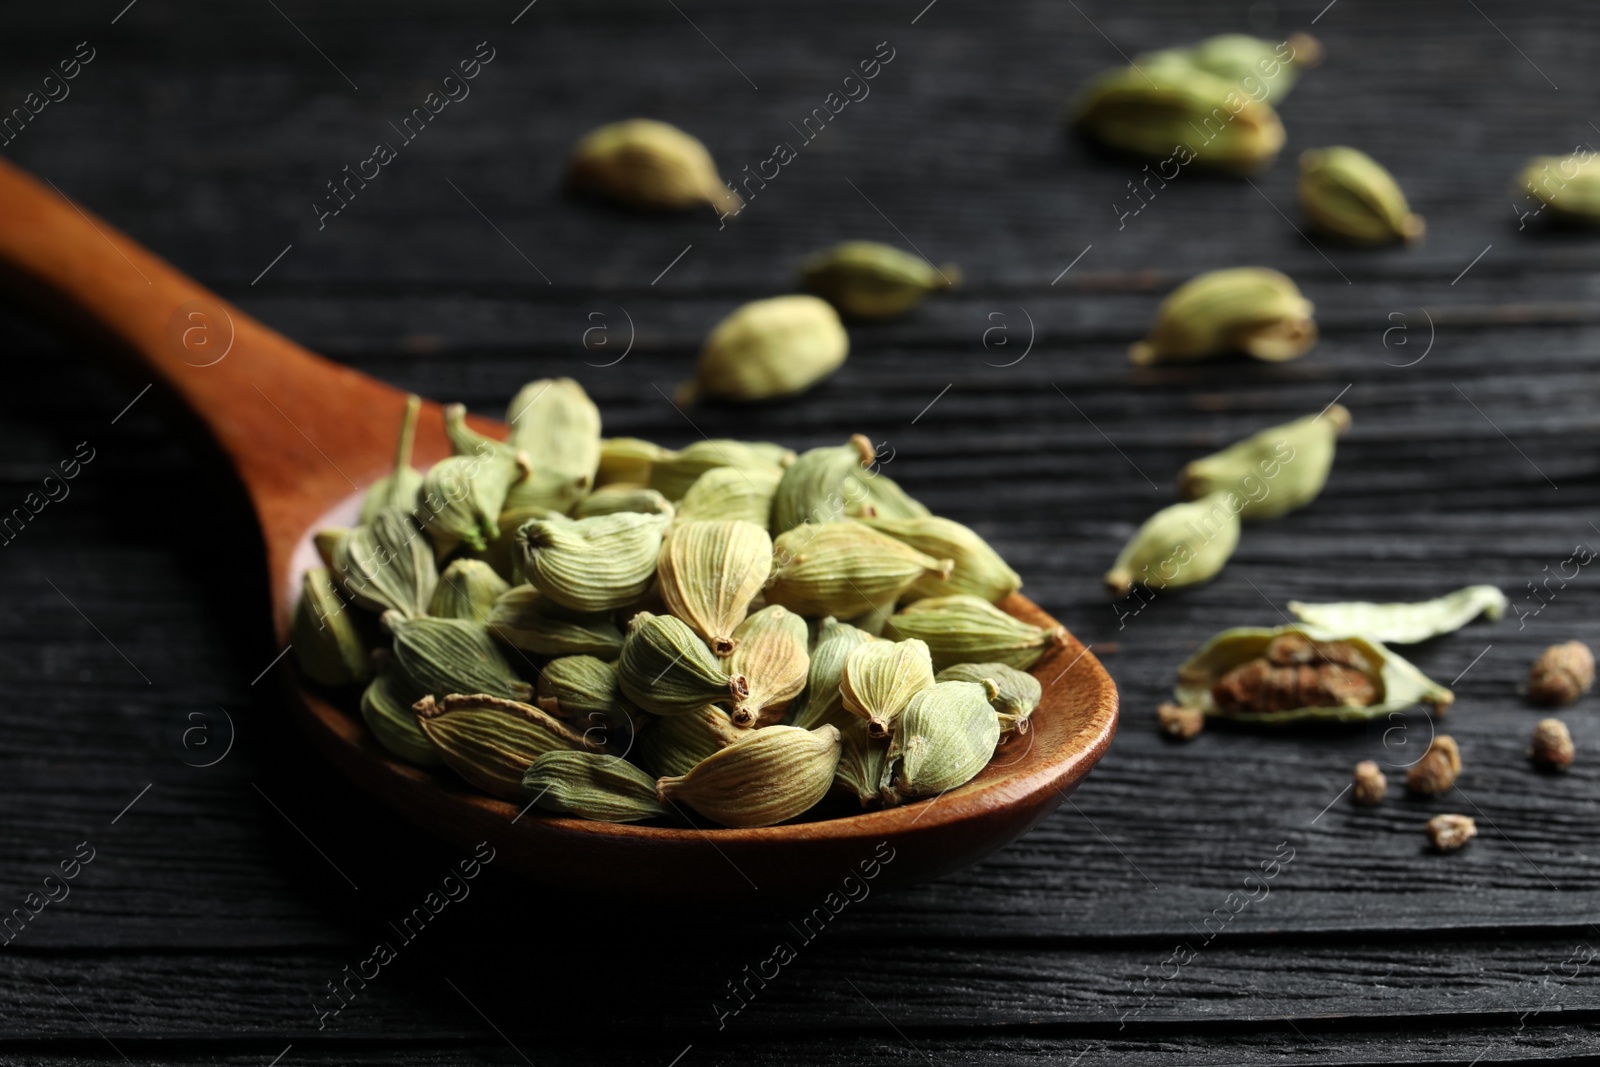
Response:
[862, 515, 1021, 603]
[727, 605, 810, 728]
[840, 638, 936, 739]
[1178, 405, 1349, 521]
[789, 616, 877, 731]
[1287, 585, 1507, 645]
[657, 519, 773, 655]
[359, 393, 424, 524]
[522, 750, 670, 823]
[767, 520, 952, 618]
[885, 595, 1065, 671]
[678, 295, 849, 404]
[360, 663, 440, 766]
[674, 463, 783, 526]
[937, 661, 1042, 736]
[1104, 492, 1241, 596]
[1299, 147, 1423, 244]
[799, 241, 960, 320]
[656, 724, 842, 828]
[291, 566, 373, 686]
[415, 693, 592, 800]
[332, 508, 437, 619]
[617, 611, 748, 716]
[486, 585, 624, 659]
[568, 118, 741, 214]
[517, 512, 669, 613]
[428, 558, 511, 621]
[888, 681, 1001, 799]
[383, 612, 532, 702]
[636, 704, 742, 778]
[1129, 267, 1316, 365]
[648, 439, 792, 502]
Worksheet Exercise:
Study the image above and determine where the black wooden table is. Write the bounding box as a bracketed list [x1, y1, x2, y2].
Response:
[4, 1, 1600, 1062]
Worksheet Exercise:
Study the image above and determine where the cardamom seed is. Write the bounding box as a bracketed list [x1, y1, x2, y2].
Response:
[677, 295, 849, 405]
[657, 519, 773, 655]
[415, 693, 592, 800]
[1288, 584, 1508, 645]
[1425, 812, 1475, 852]
[789, 616, 876, 730]
[360, 663, 440, 766]
[486, 585, 624, 659]
[573, 485, 675, 520]
[656, 724, 842, 828]
[359, 393, 424, 524]
[383, 612, 532, 702]
[617, 611, 748, 716]
[888, 681, 1000, 799]
[503, 378, 602, 514]
[884, 595, 1066, 672]
[1211, 632, 1377, 714]
[517, 512, 669, 612]
[597, 437, 673, 488]
[937, 661, 1042, 736]
[1531, 717, 1575, 771]
[648, 439, 791, 502]
[291, 566, 373, 686]
[862, 515, 1022, 603]
[767, 520, 952, 618]
[568, 118, 740, 214]
[1528, 640, 1594, 706]
[1129, 267, 1315, 365]
[840, 638, 936, 739]
[332, 508, 438, 619]
[674, 463, 783, 526]
[636, 704, 742, 777]
[1352, 759, 1385, 805]
[1104, 492, 1241, 596]
[1519, 152, 1600, 225]
[799, 241, 960, 319]
[1178, 405, 1350, 521]
[727, 605, 810, 728]
[1075, 64, 1285, 173]
[1299, 146, 1424, 244]
[428, 558, 511, 621]
[1406, 735, 1461, 796]
[522, 750, 670, 823]
[1157, 702, 1205, 741]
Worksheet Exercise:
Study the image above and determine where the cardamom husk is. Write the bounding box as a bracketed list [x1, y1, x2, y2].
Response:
[573, 485, 675, 520]
[1104, 492, 1241, 596]
[727, 605, 810, 728]
[674, 463, 783, 526]
[767, 520, 952, 618]
[522, 750, 670, 823]
[937, 661, 1042, 736]
[885, 594, 1066, 672]
[383, 612, 533, 702]
[648, 439, 792, 502]
[569, 118, 741, 214]
[799, 241, 960, 320]
[1129, 267, 1315, 365]
[486, 585, 625, 659]
[1299, 146, 1424, 244]
[332, 508, 438, 619]
[636, 704, 742, 777]
[428, 558, 511, 621]
[503, 378, 602, 514]
[359, 393, 424, 524]
[1528, 640, 1594, 706]
[415, 693, 592, 800]
[291, 566, 373, 686]
[1406, 734, 1461, 796]
[1075, 64, 1285, 173]
[678, 295, 849, 405]
[840, 638, 936, 739]
[1518, 152, 1600, 225]
[360, 663, 440, 766]
[789, 616, 877, 731]
[1178, 405, 1350, 521]
[597, 437, 673, 488]
[656, 724, 842, 828]
[517, 512, 669, 613]
[1288, 584, 1507, 645]
[617, 611, 748, 716]
[862, 515, 1021, 603]
[888, 681, 1001, 799]
[657, 519, 772, 655]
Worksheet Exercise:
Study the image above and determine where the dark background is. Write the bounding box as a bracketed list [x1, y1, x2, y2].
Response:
[3, 0, 1600, 1062]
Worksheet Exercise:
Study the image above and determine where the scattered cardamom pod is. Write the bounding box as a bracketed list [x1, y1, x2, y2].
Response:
[1178, 406, 1350, 521]
[1129, 267, 1316, 365]
[1425, 813, 1476, 852]
[799, 241, 960, 320]
[415, 693, 592, 800]
[1075, 64, 1285, 173]
[840, 639, 936, 739]
[597, 437, 674, 488]
[657, 520, 773, 654]
[573, 484, 674, 520]
[522, 750, 670, 823]
[1530, 717, 1575, 771]
[648, 439, 792, 502]
[1299, 146, 1423, 244]
[360, 394, 424, 524]
[727, 605, 810, 728]
[938, 661, 1042, 735]
[617, 611, 748, 716]
[1518, 152, 1600, 225]
[1289, 585, 1507, 645]
[885, 594, 1066, 672]
[383, 612, 532, 703]
[486, 585, 624, 659]
[503, 379, 603, 514]
[636, 704, 742, 778]
[569, 118, 740, 214]
[1147, 33, 1321, 106]
[428, 558, 511, 621]
[1104, 492, 1241, 596]
[1157, 702, 1204, 741]
[360, 664, 440, 766]
[789, 617, 877, 731]
[674, 463, 783, 526]
[768, 520, 952, 618]
[1351, 759, 1386, 805]
[332, 508, 438, 619]
[291, 567, 373, 686]
[656, 724, 842, 828]
[889, 681, 1001, 799]
[1406, 735, 1461, 796]
[1528, 640, 1594, 706]
[862, 515, 1021, 603]
[517, 512, 669, 613]
[678, 295, 849, 405]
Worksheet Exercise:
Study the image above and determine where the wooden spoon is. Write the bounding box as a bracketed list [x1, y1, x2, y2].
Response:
[0, 157, 1118, 904]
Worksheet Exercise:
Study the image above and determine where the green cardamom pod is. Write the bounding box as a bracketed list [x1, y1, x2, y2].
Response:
[768, 520, 952, 618]
[517, 512, 669, 613]
[1104, 492, 1241, 596]
[359, 393, 424, 524]
[657, 519, 773, 655]
[1075, 64, 1285, 173]
[332, 508, 437, 619]
[840, 638, 936, 739]
[535, 654, 625, 721]
[476, 505, 564, 584]
[799, 241, 960, 320]
[521, 750, 670, 823]
[597, 437, 674, 488]
[1129, 267, 1316, 365]
[313, 527, 348, 569]
[937, 662, 1042, 736]
[834, 715, 897, 809]
[486, 585, 624, 659]
[636, 704, 742, 777]
[863, 468, 931, 521]
[1178, 405, 1350, 520]
[428, 558, 511, 621]
[648, 439, 792, 502]
[1299, 147, 1423, 244]
[889, 681, 1000, 799]
[727, 605, 810, 728]
[861, 515, 1022, 603]
[617, 611, 748, 716]
[415, 693, 592, 800]
[674, 463, 783, 526]
[1138, 33, 1321, 106]
[1518, 152, 1600, 225]
[360, 664, 440, 766]
[573, 485, 675, 520]
[291, 567, 373, 686]
[568, 118, 741, 214]
[502, 378, 602, 514]
[885, 595, 1066, 671]
[677, 295, 849, 404]
[656, 724, 842, 828]
[1287, 584, 1507, 645]
[418, 449, 522, 558]
[383, 612, 532, 702]
[789, 616, 876, 731]
[771, 435, 878, 532]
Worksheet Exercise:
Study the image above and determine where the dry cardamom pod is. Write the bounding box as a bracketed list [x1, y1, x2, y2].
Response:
[1104, 492, 1241, 596]
[313, 527, 347, 569]
[1518, 152, 1600, 225]
[517, 512, 669, 613]
[569, 118, 741, 214]
[885, 594, 1066, 672]
[332, 508, 438, 619]
[657, 520, 773, 654]
[767, 521, 952, 618]
[834, 715, 896, 809]
[486, 585, 624, 659]
[1179, 406, 1350, 521]
[573, 485, 675, 520]
[889, 681, 1001, 799]
[1299, 147, 1424, 244]
[1426, 812, 1476, 852]
[799, 241, 960, 320]
[862, 515, 1022, 603]
[1075, 64, 1285, 173]
[674, 463, 783, 526]
[1352, 759, 1386, 805]
[771, 435, 878, 532]
[636, 704, 742, 778]
[1288, 584, 1507, 645]
[359, 393, 424, 524]
[727, 605, 810, 728]
[1129, 267, 1315, 365]
[789, 617, 877, 731]
[503, 378, 603, 514]
[648, 439, 792, 502]
[475, 505, 563, 584]
[656, 724, 842, 828]
[522, 750, 670, 823]
[597, 437, 673, 488]
[840, 639, 936, 739]
[418, 449, 522, 557]
[678, 295, 849, 405]
[617, 611, 748, 716]
[428, 559, 511, 621]
[291, 567, 373, 686]
[1407, 735, 1461, 796]
[1147, 33, 1321, 106]
[937, 661, 1042, 735]
[1528, 640, 1594, 706]
[415, 693, 591, 800]
[383, 612, 532, 702]
[535, 654, 626, 723]
[360, 663, 440, 766]
[1530, 717, 1575, 771]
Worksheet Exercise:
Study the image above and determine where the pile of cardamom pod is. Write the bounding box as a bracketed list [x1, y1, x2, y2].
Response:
[291, 380, 1063, 828]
